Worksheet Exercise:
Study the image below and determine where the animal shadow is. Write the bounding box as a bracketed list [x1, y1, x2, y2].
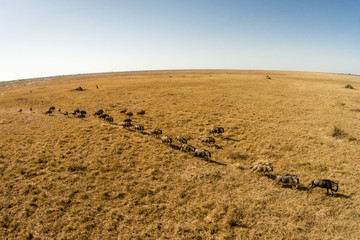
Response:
[211, 144, 223, 149]
[205, 159, 227, 166]
[222, 137, 240, 142]
[140, 131, 150, 135]
[170, 144, 180, 151]
[330, 193, 351, 199]
[264, 174, 276, 180]
[296, 184, 308, 191]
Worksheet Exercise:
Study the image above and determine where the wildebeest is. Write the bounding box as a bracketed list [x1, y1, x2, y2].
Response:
[45, 110, 52, 115]
[120, 109, 127, 113]
[105, 115, 113, 122]
[77, 114, 86, 118]
[134, 124, 144, 132]
[274, 175, 300, 188]
[58, 108, 61, 112]
[30, 107, 32, 112]
[137, 110, 145, 115]
[80, 110, 87, 115]
[151, 129, 162, 137]
[161, 136, 172, 144]
[194, 149, 211, 159]
[63, 111, 69, 116]
[250, 164, 273, 174]
[94, 109, 104, 116]
[124, 119, 132, 123]
[18, 109, 22, 112]
[126, 112, 133, 117]
[209, 127, 225, 135]
[99, 113, 109, 119]
[72, 109, 80, 115]
[308, 179, 338, 195]
[175, 136, 187, 144]
[180, 144, 196, 152]
[201, 137, 215, 144]
[121, 122, 132, 128]
[49, 106, 55, 111]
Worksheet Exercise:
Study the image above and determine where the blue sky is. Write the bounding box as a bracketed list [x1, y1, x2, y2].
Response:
[0, 0, 359, 82]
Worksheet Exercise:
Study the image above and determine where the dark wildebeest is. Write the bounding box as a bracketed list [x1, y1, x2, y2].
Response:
[58, 108, 61, 112]
[175, 136, 187, 144]
[151, 129, 162, 137]
[18, 109, 22, 112]
[121, 122, 132, 128]
[45, 110, 52, 115]
[274, 175, 300, 188]
[105, 115, 113, 122]
[120, 109, 127, 113]
[201, 137, 215, 144]
[77, 114, 85, 118]
[63, 111, 69, 116]
[80, 110, 87, 115]
[126, 112, 133, 117]
[308, 179, 338, 196]
[180, 144, 196, 152]
[194, 149, 211, 160]
[30, 107, 32, 112]
[49, 106, 55, 111]
[137, 110, 145, 115]
[99, 113, 109, 119]
[134, 124, 144, 132]
[72, 109, 80, 115]
[209, 127, 225, 136]
[94, 109, 104, 116]
[250, 164, 273, 174]
[124, 119, 132, 123]
[161, 136, 172, 144]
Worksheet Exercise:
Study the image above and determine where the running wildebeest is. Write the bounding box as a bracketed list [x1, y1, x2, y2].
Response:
[209, 127, 225, 135]
[80, 110, 87, 115]
[151, 129, 162, 137]
[126, 112, 133, 117]
[49, 106, 55, 111]
[99, 113, 109, 119]
[120, 109, 127, 113]
[137, 110, 145, 115]
[105, 115, 113, 122]
[274, 175, 300, 188]
[94, 109, 104, 116]
[201, 137, 215, 144]
[180, 144, 196, 152]
[121, 122, 132, 128]
[134, 124, 144, 132]
[194, 149, 211, 159]
[308, 179, 338, 196]
[63, 111, 69, 116]
[161, 136, 172, 144]
[250, 164, 273, 174]
[175, 136, 187, 144]
[45, 110, 52, 115]
[124, 119, 132, 123]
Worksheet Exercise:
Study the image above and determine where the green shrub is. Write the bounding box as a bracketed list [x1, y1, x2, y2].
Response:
[345, 84, 354, 89]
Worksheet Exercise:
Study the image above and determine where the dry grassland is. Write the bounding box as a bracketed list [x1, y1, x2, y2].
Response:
[0, 70, 359, 239]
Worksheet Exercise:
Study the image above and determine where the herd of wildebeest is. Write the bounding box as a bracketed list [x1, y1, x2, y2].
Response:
[18, 105, 339, 196]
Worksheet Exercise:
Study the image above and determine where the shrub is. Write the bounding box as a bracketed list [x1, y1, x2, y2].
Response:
[332, 126, 347, 139]
[345, 84, 354, 89]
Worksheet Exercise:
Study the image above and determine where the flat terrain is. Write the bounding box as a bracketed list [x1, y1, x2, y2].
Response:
[0, 70, 359, 239]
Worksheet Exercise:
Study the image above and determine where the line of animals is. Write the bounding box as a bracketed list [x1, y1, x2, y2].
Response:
[18, 106, 339, 196]
[250, 164, 339, 195]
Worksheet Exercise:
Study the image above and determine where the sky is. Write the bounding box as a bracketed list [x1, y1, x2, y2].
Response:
[0, 0, 359, 82]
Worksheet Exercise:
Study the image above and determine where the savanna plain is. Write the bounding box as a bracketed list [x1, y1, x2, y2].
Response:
[0, 70, 359, 239]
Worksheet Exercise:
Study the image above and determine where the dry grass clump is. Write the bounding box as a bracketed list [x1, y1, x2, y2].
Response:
[0, 70, 360, 239]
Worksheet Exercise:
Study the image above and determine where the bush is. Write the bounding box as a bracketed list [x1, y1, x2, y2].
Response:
[345, 84, 354, 89]
[332, 126, 347, 139]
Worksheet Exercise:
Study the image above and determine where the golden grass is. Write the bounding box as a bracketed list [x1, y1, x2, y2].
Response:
[0, 70, 360, 239]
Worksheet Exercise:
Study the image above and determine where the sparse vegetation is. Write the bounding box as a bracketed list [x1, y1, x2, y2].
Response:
[0, 70, 359, 239]
[332, 125, 347, 139]
[345, 84, 354, 89]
